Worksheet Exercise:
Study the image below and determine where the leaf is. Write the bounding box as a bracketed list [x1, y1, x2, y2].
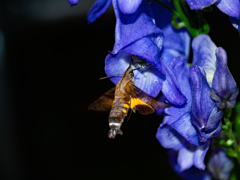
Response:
[234, 103, 240, 140]
[225, 148, 238, 158]
[202, 19, 210, 34]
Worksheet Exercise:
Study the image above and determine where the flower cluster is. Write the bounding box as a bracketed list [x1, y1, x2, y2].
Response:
[68, 0, 240, 179]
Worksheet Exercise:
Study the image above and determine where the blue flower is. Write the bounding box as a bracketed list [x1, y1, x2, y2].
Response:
[157, 54, 223, 171]
[185, 0, 240, 19]
[192, 35, 239, 109]
[157, 124, 210, 171]
[167, 145, 233, 180]
[168, 150, 211, 180]
[207, 147, 234, 180]
[159, 56, 222, 145]
[104, 0, 187, 106]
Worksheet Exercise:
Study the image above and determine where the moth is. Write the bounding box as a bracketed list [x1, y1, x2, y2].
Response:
[88, 64, 171, 139]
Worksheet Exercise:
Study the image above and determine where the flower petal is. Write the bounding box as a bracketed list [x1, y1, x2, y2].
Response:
[68, 0, 80, 7]
[161, 56, 190, 124]
[156, 124, 187, 150]
[87, 0, 112, 24]
[161, 57, 187, 106]
[185, 0, 216, 10]
[193, 141, 210, 170]
[111, 0, 164, 73]
[150, 1, 190, 63]
[190, 65, 222, 142]
[215, 0, 240, 19]
[192, 34, 217, 87]
[178, 141, 210, 171]
[168, 150, 211, 180]
[207, 147, 234, 180]
[105, 51, 163, 97]
[211, 47, 239, 109]
[117, 0, 142, 14]
[178, 145, 194, 171]
[171, 113, 203, 146]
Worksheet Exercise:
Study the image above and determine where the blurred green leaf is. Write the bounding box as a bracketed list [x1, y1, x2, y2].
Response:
[202, 19, 210, 34]
[225, 148, 238, 158]
[226, 139, 235, 146]
[229, 170, 237, 180]
[234, 103, 240, 140]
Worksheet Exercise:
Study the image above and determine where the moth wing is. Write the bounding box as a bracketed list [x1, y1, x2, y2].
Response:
[130, 85, 171, 115]
[88, 87, 115, 111]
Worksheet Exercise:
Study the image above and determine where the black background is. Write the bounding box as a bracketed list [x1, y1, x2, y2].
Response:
[0, 1, 240, 180]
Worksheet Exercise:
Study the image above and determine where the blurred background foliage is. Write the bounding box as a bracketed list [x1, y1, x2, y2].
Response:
[0, 0, 239, 179]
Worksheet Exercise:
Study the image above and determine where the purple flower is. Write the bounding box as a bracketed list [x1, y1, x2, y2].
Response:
[104, 0, 187, 106]
[207, 147, 234, 180]
[159, 56, 222, 145]
[192, 35, 239, 109]
[157, 54, 223, 172]
[167, 146, 233, 180]
[117, 0, 142, 14]
[185, 0, 240, 19]
[157, 124, 210, 171]
[190, 65, 223, 142]
[168, 150, 211, 180]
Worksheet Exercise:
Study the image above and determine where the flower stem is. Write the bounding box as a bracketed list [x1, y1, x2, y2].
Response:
[223, 109, 240, 166]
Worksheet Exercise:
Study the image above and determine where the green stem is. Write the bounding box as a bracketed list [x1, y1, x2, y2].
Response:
[172, 0, 198, 37]
[223, 109, 240, 166]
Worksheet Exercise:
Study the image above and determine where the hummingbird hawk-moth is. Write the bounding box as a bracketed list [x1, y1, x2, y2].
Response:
[88, 64, 171, 139]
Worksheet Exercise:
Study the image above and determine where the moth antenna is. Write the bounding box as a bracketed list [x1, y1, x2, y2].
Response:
[98, 73, 123, 80]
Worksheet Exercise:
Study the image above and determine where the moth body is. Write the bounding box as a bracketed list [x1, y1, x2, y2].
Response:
[88, 64, 171, 139]
[108, 67, 134, 139]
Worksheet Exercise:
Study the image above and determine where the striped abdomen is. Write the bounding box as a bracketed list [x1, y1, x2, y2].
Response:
[108, 97, 131, 139]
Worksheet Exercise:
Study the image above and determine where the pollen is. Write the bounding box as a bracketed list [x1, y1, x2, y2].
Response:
[124, 104, 129, 108]
[123, 109, 127, 113]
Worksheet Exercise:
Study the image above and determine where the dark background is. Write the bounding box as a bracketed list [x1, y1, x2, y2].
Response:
[0, 1, 240, 180]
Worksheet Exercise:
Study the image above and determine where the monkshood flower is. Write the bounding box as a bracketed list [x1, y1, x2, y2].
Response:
[168, 150, 211, 180]
[207, 147, 234, 180]
[157, 56, 223, 171]
[185, 0, 240, 19]
[192, 35, 239, 109]
[167, 146, 233, 180]
[105, 0, 187, 106]
[68, 0, 143, 23]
